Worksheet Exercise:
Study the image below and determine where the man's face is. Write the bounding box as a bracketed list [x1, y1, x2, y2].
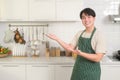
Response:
[81, 13, 95, 28]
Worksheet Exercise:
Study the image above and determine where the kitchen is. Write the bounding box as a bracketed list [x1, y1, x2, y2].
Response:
[0, 0, 120, 80]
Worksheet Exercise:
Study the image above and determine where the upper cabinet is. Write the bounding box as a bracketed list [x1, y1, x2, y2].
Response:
[0, 0, 29, 21]
[56, 0, 83, 21]
[0, 0, 83, 21]
[29, 0, 56, 21]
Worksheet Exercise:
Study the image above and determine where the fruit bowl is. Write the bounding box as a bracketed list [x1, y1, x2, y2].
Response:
[0, 46, 11, 58]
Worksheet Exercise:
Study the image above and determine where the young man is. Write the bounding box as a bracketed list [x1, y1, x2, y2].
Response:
[46, 8, 106, 80]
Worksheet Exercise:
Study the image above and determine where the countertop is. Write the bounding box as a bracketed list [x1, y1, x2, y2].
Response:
[0, 56, 75, 65]
[0, 56, 120, 65]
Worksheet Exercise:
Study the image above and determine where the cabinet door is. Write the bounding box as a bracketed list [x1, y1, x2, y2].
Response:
[101, 65, 120, 80]
[0, 64, 25, 80]
[0, 0, 28, 21]
[56, 0, 83, 21]
[55, 65, 73, 80]
[26, 65, 54, 80]
[29, 0, 55, 21]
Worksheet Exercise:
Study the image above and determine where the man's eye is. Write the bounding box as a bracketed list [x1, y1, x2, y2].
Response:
[82, 17, 85, 19]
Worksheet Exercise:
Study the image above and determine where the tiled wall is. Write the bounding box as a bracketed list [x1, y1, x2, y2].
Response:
[48, 0, 120, 55]
[0, 0, 120, 56]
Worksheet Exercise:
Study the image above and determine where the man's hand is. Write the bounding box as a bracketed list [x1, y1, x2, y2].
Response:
[72, 49, 82, 55]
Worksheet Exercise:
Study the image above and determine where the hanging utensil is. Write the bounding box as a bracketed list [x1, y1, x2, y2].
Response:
[34, 27, 41, 56]
[30, 27, 35, 49]
[42, 27, 46, 43]
[26, 27, 31, 47]
[34, 27, 41, 46]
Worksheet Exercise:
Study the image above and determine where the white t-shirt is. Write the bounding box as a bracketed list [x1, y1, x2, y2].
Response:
[70, 28, 106, 54]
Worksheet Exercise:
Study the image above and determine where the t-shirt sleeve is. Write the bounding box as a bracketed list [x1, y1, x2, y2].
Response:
[70, 31, 82, 48]
[94, 31, 107, 54]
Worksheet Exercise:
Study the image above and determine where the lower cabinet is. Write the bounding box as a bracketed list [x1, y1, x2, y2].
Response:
[55, 65, 73, 80]
[101, 65, 120, 80]
[0, 64, 25, 80]
[26, 64, 73, 80]
[26, 65, 54, 80]
[1, 63, 120, 80]
[0, 63, 73, 80]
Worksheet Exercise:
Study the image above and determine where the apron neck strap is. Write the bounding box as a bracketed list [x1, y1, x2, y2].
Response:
[80, 27, 96, 39]
[90, 27, 96, 39]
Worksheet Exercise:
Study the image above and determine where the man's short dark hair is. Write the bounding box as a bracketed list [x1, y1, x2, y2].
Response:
[80, 8, 96, 19]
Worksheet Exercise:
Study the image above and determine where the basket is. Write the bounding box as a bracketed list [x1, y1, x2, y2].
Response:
[0, 53, 8, 58]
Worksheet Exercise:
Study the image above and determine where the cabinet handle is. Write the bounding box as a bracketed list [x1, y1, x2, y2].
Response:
[32, 65, 48, 67]
[6, 19, 24, 21]
[2, 65, 19, 67]
[60, 66, 73, 67]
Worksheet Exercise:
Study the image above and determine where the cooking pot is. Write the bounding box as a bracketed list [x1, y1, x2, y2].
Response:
[114, 50, 120, 60]
[118, 50, 120, 55]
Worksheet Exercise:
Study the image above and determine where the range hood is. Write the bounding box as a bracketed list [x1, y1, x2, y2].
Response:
[109, 5, 120, 23]
[110, 15, 120, 23]
[107, 1, 120, 23]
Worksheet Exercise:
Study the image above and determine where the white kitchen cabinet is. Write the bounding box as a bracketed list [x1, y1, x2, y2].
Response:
[101, 65, 120, 80]
[0, 1, 2, 19]
[56, 0, 83, 21]
[55, 65, 73, 80]
[26, 64, 54, 80]
[29, 0, 56, 21]
[0, 64, 25, 80]
[0, 0, 83, 21]
[0, 0, 29, 21]
[0, 0, 55, 21]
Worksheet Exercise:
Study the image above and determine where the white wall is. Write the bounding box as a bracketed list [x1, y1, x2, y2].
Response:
[0, 0, 120, 56]
[82, 0, 120, 55]
[47, 22, 83, 48]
